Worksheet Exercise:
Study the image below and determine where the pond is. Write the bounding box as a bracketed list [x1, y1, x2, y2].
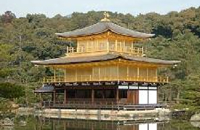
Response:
[1, 116, 199, 130]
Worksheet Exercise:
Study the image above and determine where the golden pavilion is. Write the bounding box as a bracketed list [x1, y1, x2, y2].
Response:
[32, 13, 180, 109]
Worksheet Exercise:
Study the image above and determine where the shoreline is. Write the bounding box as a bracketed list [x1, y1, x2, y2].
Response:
[33, 108, 171, 121]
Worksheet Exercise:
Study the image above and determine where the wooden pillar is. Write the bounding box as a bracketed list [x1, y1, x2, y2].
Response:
[119, 42, 122, 52]
[98, 67, 101, 81]
[147, 68, 149, 81]
[63, 122, 66, 130]
[75, 69, 78, 82]
[53, 91, 56, 104]
[107, 38, 109, 52]
[102, 89, 105, 99]
[127, 66, 129, 80]
[91, 89, 94, 104]
[136, 90, 139, 104]
[115, 39, 118, 51]
[116, 89, 119, 104]
[155, 68, 158, 82]
[51, 93, 54, 102]
[157, 87, 159, 104]
[123, 40, 125, 52]
[64, 69, 67, 82]
[64, 89, 67, 104]
[52, 120, 55, 130]
[40, 93, 43, 106]
[117, 64, 119, 81]
[53, 68, 56, 82]
[137, 67, 139, 80]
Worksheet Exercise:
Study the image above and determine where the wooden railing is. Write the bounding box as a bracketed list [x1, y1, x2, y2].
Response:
[43, 75, 168, 83]
[66, 46, 144, 57]
[42, 101, 166, 110]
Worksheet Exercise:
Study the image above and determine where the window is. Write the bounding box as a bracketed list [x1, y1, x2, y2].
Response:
[119, 90, 127, 98]
[77, 90, 91, 98]
[95, 90, 104, 98]
[67, 90, 76, 98]
[104, 90, 115, 98]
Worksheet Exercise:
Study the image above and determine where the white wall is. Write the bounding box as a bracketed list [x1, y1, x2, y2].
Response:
[149, 90, 157, 104]
[139, 123, 148, 130]
[139, 90, 148, 104]
[139, 123, 157, 130]
[139, 90, 157, 104]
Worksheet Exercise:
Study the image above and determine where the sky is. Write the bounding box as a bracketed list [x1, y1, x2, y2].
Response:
[0, 0, 200, 18]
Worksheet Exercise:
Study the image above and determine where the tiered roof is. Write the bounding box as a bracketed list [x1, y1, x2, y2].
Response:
[31, 53, 180, 65]
[55, 21, 154, 38]
[32, 16, 180, 66]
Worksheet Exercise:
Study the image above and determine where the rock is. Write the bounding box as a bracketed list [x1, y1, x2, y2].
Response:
[191, 121, 200, 128]
[156, 108, 171, 116]
[190, 113, 200, 121]
[8, 101, 19, 109]
[19, 120, 26, 126]
[0, 118, 14, 126]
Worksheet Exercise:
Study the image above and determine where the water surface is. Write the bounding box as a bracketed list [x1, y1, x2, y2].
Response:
[1, 116, 199, 130]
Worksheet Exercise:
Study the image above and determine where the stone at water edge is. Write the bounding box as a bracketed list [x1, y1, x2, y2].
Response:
[0, 118, 14, 126]
[191, 122, 200, 128]
[190, 113, 200, 121]
[19, 120, 27, 126]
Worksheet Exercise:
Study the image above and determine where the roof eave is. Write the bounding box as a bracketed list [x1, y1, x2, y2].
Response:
[55, 29, 155, 39]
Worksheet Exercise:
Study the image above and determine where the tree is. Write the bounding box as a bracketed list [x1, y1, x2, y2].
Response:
[1, 11, 16, 23]
[0, 82, 25, 100]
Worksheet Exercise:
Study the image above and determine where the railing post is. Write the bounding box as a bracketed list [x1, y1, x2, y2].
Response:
[66, 46, 68, 54]
[53, 69, 56, 82]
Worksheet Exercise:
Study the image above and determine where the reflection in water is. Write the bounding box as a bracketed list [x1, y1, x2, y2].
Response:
[7, 116, 199, 130]
[139, 123, 157, 130]
[36, 118, 159, 130]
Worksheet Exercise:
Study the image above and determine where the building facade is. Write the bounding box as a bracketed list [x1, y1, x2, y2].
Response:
[32, 14, 180, 109]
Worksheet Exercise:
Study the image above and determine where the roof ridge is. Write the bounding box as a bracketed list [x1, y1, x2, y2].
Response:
[55, 20, 155, 38]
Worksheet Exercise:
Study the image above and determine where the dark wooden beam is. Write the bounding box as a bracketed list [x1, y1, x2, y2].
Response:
[116, 89, 119, 104]
[53, 91, 56, 104]
[64, 89, 67, 104]
[91, 89, 94, 104]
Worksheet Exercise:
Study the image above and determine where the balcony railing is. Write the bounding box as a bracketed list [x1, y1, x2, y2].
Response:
[66, 46, 144, 56]
[42, 101, 166, 110]
[43, 75, 168, 83]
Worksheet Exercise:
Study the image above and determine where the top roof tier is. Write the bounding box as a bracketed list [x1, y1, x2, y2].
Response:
[55, 21, 155, 39]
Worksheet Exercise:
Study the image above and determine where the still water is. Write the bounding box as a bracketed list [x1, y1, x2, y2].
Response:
[1, 116, 199, 130]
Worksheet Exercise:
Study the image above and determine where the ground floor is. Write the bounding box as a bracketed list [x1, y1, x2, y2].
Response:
[36, 83, 162, 110]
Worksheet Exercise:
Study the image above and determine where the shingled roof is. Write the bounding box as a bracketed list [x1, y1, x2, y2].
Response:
[31, 53, 180, 66]
[34, 84, 54, 93]
[55, 21, 155, 38]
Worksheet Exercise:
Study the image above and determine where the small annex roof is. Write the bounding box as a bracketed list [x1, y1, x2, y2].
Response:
[55, 21, 155, 38]
[34, 84, 54, 93]
[31, 53, 180, 66]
